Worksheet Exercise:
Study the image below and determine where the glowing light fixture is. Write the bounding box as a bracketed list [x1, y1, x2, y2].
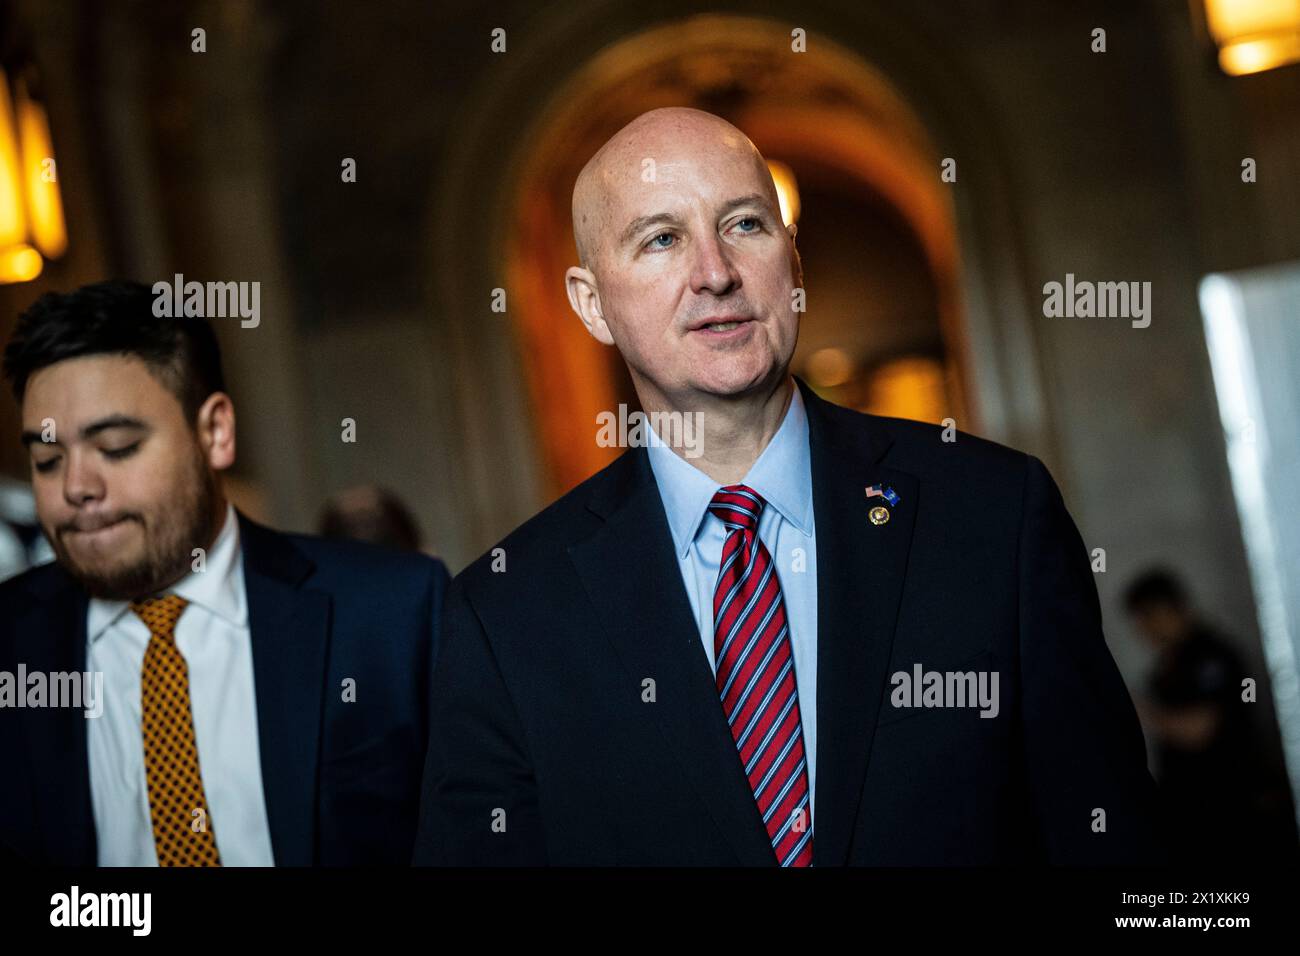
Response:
[15, 76, 66, 259]
[1203, 0, 1300, 76]
[0, 65, 66, 284]
[767, 160, 800, 227]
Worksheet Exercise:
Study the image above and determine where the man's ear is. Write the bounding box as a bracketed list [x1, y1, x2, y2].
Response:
[786, 222, 804, 289]
[196, 392, 236, 471]
[565, 265, 615, 346]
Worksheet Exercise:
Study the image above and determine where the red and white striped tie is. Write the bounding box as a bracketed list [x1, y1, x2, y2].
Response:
[709, 484, 813, 866]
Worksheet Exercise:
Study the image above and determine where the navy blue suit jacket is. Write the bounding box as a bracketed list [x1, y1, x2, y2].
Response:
[415, 378, 1165, 865]
[0, 514, 448, 866]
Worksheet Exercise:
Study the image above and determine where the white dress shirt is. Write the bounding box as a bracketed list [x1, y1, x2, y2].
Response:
[86, 503, 276, 866]
[645, 383, 819, 818]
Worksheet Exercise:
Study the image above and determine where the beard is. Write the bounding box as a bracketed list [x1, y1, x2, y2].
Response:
[47, 450, 220, 601]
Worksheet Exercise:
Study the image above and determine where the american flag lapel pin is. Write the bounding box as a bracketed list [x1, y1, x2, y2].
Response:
[865, 484, 899, 525]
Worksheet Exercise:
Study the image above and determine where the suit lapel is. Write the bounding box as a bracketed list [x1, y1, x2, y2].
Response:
[568, 449, 777, 865]
[239, 515, 331, 866]
[799, 379, 919, 866]
[15, 568, 96, 865]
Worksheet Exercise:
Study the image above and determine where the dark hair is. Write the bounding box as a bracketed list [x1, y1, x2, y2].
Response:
[1123, 567, 1189, 613]
[2, 279, 226, 421]
[319, 486, 423, 552]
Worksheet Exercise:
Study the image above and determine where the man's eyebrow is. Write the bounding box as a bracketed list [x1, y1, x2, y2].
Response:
[80, 415, 149, 440]
[618, 194, 777, 247]
[22, 415, 150, 448]
[719, 193, 774, 216]
[619, 212, 681, 247]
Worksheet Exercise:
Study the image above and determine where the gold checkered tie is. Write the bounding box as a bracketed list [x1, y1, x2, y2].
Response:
[132, 594, 222, 866]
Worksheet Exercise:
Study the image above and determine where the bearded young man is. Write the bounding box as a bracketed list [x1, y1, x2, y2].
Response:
[415, 108, 1165, 867]
[0, 280, 447, 866]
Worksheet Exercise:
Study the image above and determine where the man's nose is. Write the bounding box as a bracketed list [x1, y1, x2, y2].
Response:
[689, 232, 741, 296]
[63, 449, 106, 506]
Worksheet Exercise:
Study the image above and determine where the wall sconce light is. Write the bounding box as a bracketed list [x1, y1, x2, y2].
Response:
[767, 160, 801, 227]
[1202, 0, 1300, 76]
[0, 65, 67, 284]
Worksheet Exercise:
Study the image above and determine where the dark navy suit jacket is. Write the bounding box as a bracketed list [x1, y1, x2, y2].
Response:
[0, 514, 448, 866]
[415, 378, 1166, 865]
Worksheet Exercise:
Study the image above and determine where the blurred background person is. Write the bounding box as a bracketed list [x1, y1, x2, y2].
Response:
[0, 475, 51, 581]
[1126, 568, 1299, 864]
[318, 484, 423, 553]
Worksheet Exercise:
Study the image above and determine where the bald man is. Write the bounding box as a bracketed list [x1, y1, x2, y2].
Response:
[414, 108, 1165, 866]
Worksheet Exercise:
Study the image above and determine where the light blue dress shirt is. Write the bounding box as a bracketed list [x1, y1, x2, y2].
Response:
[645, 383, 819, 818]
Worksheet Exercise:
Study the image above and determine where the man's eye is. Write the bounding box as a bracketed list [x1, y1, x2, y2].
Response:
[33, 457, 60, 474]
[102, 442, 141, 461]
[647, 232, 675, 250]
[734, 217, 761, 233]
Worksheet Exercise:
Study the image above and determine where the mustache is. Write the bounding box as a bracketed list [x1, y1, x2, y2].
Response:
[57, 512, 141, 535]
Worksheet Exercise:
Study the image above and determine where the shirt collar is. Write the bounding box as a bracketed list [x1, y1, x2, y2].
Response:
[647, 381, 813, 559]
[86, 502, 247, 643]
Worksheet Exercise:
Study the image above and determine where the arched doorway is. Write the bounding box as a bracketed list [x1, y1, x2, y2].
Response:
[429, 8, 1049, 545]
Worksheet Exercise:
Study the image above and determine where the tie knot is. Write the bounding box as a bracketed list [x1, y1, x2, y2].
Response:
[708, 484, 766, 533]
[130, 594, 189, 638]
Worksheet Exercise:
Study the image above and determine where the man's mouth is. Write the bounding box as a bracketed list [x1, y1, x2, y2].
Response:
[689, 316, 754, 334]
[62, 516, 134, 539]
